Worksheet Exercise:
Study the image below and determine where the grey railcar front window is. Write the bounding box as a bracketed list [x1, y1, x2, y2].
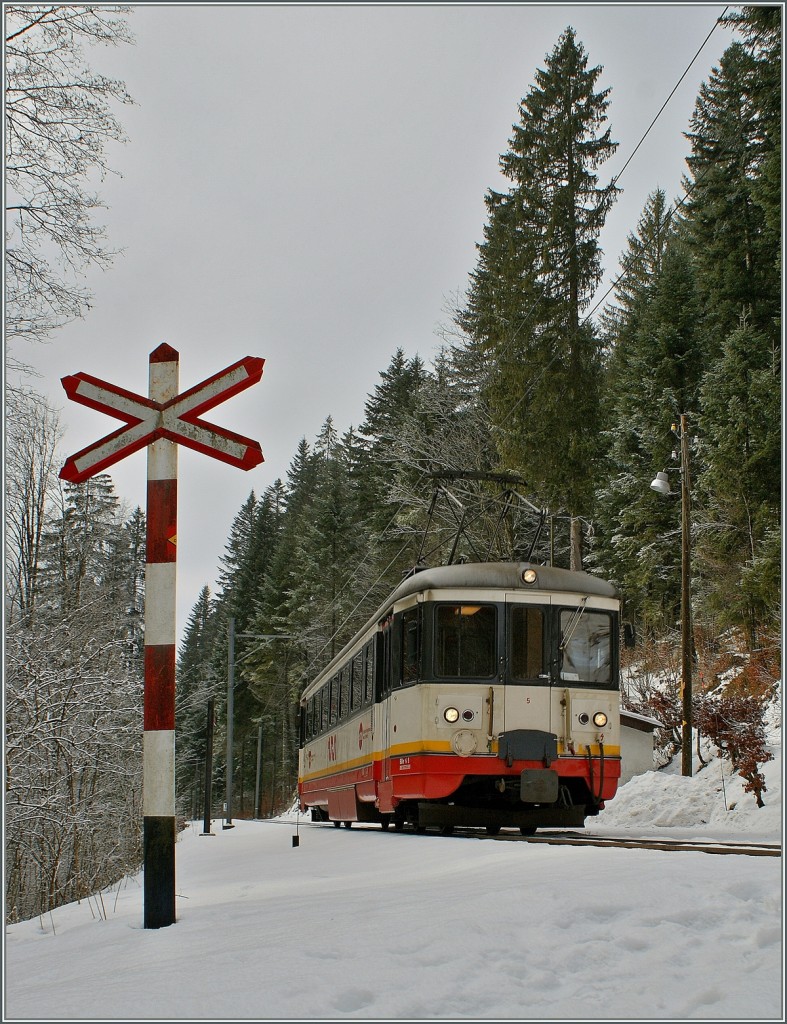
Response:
[560, 610, 612, 684]
[435, 604, 497, 678]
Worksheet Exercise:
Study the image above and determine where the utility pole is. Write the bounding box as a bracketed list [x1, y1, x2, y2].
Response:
[650, 414, 694, 778]
[254, 725, 263, 819]
[224, 616, 235, 829]
[201, 697, 215, 836]
[678, 415, 693, 778]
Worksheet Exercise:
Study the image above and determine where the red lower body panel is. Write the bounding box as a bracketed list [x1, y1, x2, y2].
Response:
[300, 751, 620, 818]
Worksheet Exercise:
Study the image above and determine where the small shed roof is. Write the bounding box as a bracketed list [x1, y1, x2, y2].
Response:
[621, 710, 664, 733]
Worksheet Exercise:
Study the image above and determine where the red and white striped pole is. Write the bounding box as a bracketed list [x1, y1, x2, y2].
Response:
[143, 343, 179, 928]
[59, 342, 264, 928]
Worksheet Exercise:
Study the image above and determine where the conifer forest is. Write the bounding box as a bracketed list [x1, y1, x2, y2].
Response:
[5, 8, 781, 921]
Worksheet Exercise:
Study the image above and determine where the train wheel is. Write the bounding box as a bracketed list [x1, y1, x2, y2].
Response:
[485, 825, 501, 836]
[440, 825, 454, 836]
[519, 826, 537, 836]
[343, 821, 353, 829]
[394, 819, 404, 832]
[333, 821, 341, 828]
[380, 817, 390, 831]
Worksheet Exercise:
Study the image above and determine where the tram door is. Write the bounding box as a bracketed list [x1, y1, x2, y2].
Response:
[376, 621, 394, 788]
[504, 597, 552, 736]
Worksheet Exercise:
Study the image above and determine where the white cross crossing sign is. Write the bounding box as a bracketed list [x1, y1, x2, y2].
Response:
[59, 356, 264, 483]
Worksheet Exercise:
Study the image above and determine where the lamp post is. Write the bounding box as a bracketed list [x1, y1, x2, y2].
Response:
[650, 413, 693, 777]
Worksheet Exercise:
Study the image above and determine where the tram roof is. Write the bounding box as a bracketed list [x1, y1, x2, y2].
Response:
[301, 562, 618, 698]
[387, 561, 618, 604]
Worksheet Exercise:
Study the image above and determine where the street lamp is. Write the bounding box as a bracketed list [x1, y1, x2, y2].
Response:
[650, 413, 693, 778]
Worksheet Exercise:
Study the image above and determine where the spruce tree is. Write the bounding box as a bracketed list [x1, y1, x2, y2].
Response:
[721, 5, 782, 277]
[356, 348, 429, 536]
[286, 418, 364, 665]
[462, 27, 618, 567]
[681, 42, 779, 344]
[591, 190, 678, 626]
[240, 443, 317, 812]
[681, 14, 781, 648]
[696, 318, 780, 646]
[175, 585, 220, 814]
[592, 238, 704, 632]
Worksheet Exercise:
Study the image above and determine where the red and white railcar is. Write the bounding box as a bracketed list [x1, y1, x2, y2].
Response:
[298, 562, 622, 833]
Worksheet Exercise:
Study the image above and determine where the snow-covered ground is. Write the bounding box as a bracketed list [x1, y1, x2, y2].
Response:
[5, 712, 782, 1022]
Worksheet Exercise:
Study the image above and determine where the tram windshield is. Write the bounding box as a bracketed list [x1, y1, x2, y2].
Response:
[435, 604, 496, 678]
[560, 610, 612, 684]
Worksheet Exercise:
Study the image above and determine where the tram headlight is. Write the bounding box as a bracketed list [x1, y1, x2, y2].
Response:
[593, 711, 608, 728]
[443, 706, 460, 724]
[522, 568, 538, 585]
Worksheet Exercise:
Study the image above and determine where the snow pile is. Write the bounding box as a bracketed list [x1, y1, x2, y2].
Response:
[590, 705, 782, 841]
[590, 755, 781, 840]
[598, 676, 782, 842]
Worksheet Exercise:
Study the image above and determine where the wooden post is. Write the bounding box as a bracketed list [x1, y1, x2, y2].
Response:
[202, 697, 215, 836]
[254, 725, 263, 819]
[679, 414, 693, 778]
[224, 616, 235, 829]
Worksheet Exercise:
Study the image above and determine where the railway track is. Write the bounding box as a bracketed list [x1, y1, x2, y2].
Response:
[311, 820, 780, 856]
[486, 829, 782, 857]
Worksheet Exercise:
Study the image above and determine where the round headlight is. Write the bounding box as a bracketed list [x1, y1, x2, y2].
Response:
[522, 568, 538, 585]
[462, 709, 474, 722]
[593, 711, 608, 728]
[578, 712, 589, 725]
[444, 707, 459, 723]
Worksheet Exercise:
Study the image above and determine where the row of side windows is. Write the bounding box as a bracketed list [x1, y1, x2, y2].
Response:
[303, 639, 375, 741]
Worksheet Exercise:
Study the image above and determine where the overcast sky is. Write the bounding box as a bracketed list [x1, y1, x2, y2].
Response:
[9, 2, 735, 641]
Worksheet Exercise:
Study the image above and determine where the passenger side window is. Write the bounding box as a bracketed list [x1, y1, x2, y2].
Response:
[329, 678, 338, 725]
[364, 643, 374, 706]
[352, 652, 363, 711]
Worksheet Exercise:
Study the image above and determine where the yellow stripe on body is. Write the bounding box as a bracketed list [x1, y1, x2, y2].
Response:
[299, 738, 620, 784]
[300, 741, 453, 784]
[557, 741, 621, 757]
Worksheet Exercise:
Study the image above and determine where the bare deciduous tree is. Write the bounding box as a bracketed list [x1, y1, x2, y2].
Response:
[5, 608, 143, 923]
[5, 4, 134, 367]
[4, 390, 63, 624]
